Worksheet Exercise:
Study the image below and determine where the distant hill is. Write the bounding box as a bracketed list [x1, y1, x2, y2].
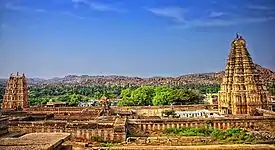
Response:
[0, 64, 274, 86]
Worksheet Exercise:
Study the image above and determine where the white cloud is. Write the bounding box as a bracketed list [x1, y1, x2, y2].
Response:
[72, 0, 126, 13]
[172, 17, 275, 28]
[5, 3, 47, 13]
[147, 7, 186, 23]
[61, 11, 85, 20]
[5, 3, 87, 20]
[209, 12, 225, 18]
[146, 5, 274, 29]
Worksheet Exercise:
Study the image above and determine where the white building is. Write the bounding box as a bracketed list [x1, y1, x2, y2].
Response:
[175, 109, 221, 118]
[78, 100, 98, 107]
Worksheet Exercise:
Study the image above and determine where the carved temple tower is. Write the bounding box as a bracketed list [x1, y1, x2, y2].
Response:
[218, 34, 272, 115]
[1, 72, 29, 111]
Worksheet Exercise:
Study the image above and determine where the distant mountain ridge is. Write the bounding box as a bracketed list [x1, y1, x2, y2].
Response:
[0, 64, 274, 86]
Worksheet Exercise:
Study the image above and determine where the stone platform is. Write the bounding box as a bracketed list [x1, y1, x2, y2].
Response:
[0, 133, 71, 150]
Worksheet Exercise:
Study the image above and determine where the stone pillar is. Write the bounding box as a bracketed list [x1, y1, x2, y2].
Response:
[103, 130, 107, 141]
[226, 122, 230, 129]
[195, 123, 198, 128]
[77, 130, 81, 138]
[142, 124, 146, 131]
[91, 129, 95, 137]
[157, 124, 160, 130]
[240, 122, 244, 127]
[213, 122, 217, 128]
[152, 124, 155, 131]
[110, 130, 114, 141]
[138, 124, 142, 130]
[101, 130, 105, 140]
[86, 130, 90, 141]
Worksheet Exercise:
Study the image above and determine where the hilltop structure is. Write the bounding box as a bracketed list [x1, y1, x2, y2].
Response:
[1, 72, 29, 111]
[218, 34, 272, 115]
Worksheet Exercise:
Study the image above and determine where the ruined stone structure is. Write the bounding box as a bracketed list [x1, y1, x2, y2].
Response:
[3, 102, 275, 144]
[218, 34, 272, 115]
[1, 72, 28, 111]
[0, 133, 71, 150]
[7, 114, 275, 143]
[98, 96, 114, 117]
[9, 117, 127, 142]
[24, 104, 218, 117]
[128, 116, 275, 136]
[0, 116, 8, 135]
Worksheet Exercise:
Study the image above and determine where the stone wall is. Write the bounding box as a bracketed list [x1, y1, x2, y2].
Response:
[126, 136, 213, 146]
[25, 104, 218, 117]
[25, 107, 102, 120]
[127, 116, 275, 136]
[25, 107, 101, 115]
[0, 116, 8, 135]
[256, 108, 275, 116]
[113, 104, 218, 116]
[8, 117, 127, 142]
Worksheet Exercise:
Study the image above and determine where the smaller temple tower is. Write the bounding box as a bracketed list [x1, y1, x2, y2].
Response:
[1, 72, 29, 111]
[218, 34, 272, 115]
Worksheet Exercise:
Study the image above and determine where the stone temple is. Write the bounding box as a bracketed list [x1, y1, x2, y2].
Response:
[218, 34, 272, 115]
[1, 72, 29, 111]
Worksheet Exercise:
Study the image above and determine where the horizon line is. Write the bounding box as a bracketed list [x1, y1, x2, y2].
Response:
[0, 63, 273, 79]
[0, 71, 223, 80]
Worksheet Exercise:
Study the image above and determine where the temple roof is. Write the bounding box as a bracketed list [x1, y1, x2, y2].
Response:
[10, 72, 26, 78]
[232, 33, 246, 47]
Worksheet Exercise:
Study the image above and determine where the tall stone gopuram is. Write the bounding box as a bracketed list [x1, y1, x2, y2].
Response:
[218, 34, 272, 115]
[1, 72, 29, 111]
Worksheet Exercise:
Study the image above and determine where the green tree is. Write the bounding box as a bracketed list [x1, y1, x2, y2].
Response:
[56, 94, 71, 102]
[121, 89, 132, 100]
[169, 89, 204, 105]
[152, 86, 173, 106]
[69, 94, 81, 106]
[131, 86, 155, 106]
[118, 88, 135, 106]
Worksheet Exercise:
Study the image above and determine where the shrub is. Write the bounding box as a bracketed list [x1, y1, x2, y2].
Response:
[164, 126, 256, 143]
[100, 142, 114, 147]
[91, 135, 100, 142]
[162, 110, 176, 117]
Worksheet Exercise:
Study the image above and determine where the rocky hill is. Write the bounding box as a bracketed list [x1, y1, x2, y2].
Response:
[0, 64, 274, 86]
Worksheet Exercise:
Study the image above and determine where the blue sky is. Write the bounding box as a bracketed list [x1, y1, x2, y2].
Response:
[0, 0, 275, 78]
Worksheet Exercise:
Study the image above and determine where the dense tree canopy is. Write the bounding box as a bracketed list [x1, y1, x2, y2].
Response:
[26, 85, 130, 106]
[0, 81, 274, 107]
[153, 86, 173, 106]
[118, 86, 205, 106]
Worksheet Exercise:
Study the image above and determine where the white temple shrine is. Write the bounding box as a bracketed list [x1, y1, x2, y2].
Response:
[175, 109, 221, 118]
